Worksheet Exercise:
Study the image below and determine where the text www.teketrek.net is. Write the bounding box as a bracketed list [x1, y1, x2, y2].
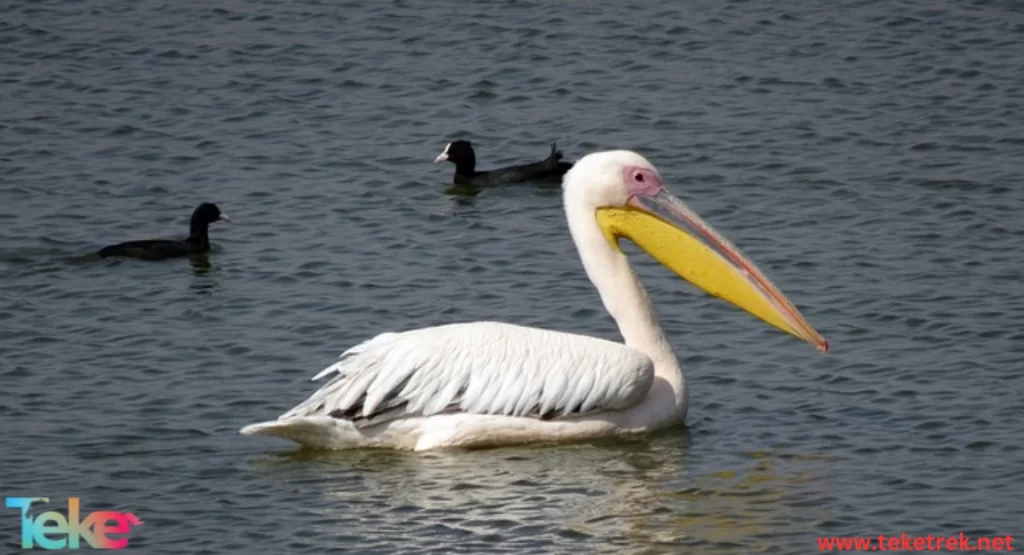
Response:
[817, 533, 1014, 552]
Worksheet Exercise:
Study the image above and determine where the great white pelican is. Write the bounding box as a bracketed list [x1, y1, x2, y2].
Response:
[240, 150, 828, 450]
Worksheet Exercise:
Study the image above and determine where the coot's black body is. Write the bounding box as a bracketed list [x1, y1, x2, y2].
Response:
[434, 140, 574, 186]
[98, 203, 229, 261]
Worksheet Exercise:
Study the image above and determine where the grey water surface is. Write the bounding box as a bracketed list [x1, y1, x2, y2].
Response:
[2, 0, 1022, 553]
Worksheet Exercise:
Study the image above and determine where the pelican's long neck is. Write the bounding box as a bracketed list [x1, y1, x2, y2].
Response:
[565, 199, 683, 388]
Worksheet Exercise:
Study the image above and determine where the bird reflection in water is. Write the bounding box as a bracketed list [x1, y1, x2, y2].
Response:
[243, 435, 831, 553]
[189, 253, 212, 275]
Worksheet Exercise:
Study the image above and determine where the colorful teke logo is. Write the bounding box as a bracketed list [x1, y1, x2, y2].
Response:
[5, 497, 143, 550]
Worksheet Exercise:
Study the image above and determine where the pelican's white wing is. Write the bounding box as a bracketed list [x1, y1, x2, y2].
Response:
[279, 321, 654, 426]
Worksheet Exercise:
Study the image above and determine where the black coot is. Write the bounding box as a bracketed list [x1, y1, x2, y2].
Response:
[434, 140, 574, 186]
[97, 203, 229, 261]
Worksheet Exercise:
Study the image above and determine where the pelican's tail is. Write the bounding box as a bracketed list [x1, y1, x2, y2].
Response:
[239, 416, 360, 449]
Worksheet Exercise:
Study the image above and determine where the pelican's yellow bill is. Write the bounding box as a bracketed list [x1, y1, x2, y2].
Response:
[597, 198, 828, 352]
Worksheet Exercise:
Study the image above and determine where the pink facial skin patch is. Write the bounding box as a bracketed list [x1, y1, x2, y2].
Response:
[623, 166, 664, 198]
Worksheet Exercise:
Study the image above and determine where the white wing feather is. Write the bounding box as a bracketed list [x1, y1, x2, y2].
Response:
[280, 322, 654, 425]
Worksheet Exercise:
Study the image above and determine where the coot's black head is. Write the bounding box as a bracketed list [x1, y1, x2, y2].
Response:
[434, 140, 476, 171]
[191, 203, 229, 228]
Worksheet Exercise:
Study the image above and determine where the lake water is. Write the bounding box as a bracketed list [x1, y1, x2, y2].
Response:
[2, 0, 1022, 553]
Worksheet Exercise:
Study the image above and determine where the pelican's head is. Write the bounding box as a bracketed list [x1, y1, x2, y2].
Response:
[563, 150, 828, 352]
